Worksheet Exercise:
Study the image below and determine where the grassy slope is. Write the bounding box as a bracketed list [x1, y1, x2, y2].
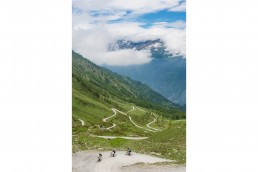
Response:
[72, 119, 186, 164]
[72, 51, 186, 164]
[72, 51, 185, 119]
[127, 108, 154, 126]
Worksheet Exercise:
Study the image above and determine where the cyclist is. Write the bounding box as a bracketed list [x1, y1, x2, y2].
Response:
[111, 149, 116, 157]
[127, 148, 132, 156]
[97, 153, 102, 161]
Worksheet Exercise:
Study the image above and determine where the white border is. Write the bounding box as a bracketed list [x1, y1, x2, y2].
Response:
[187, 0, 258, 171]
[0, 0, 71, 172]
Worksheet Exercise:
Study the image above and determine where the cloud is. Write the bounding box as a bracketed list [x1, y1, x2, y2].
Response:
[153, 20, 186, 29]
[169, 2, 186, 12]
[73, 0, 184, 17]
[72, 0, 186, 66]
[103, 50, 151, 66]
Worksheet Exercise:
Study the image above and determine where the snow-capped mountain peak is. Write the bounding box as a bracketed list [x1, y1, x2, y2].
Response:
[108, 39, 164, 51]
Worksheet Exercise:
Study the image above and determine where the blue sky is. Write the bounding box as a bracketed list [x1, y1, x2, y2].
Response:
[106, 9, 186, 28]
[137, 10, 185, 23]
[72, 0, 186, 65]
[73, 0, 186, 26]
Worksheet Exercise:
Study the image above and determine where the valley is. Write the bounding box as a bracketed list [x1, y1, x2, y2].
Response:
[105, 39, 186, 106]
[72, 51, 186, 167]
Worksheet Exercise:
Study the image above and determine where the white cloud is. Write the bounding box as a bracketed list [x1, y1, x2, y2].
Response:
[73, 0, 183, 17]
[104, 49, 151, 66]
[72, 0, 186, 66]
[153, 20, 186, 29]
[169, 2, 186, 12]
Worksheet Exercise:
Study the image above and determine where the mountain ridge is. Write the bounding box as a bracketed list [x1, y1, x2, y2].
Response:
[72, 51, 185, 117]
[104, 39, 186, 106]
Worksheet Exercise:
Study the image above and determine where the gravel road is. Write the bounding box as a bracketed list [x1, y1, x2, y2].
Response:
[72, 151, 185, 172]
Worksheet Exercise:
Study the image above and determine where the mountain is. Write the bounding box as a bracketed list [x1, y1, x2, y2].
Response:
[72, 51, 186, 163]
[104, 39, 186, 106]
[72, 51, 185, 118]
[108, 39, 164, 51]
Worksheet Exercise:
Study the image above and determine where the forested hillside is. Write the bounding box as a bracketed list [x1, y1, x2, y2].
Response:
[72, 51, 185, 119]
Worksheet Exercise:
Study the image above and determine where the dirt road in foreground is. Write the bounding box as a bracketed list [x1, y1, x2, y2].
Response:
[72, 151, 185, 172]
